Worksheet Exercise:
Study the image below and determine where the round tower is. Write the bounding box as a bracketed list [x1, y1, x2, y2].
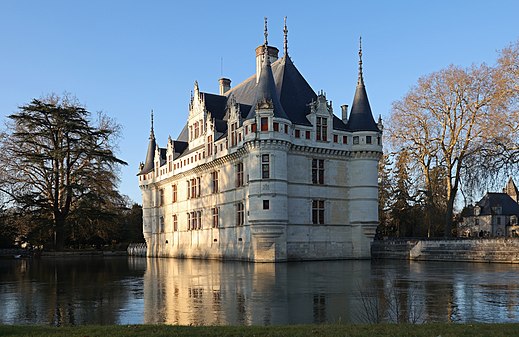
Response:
[345, 38, 383, 258]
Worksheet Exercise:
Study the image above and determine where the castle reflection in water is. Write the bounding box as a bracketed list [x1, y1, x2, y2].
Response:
[140, 258, 368, 325]
[1, 257, 519, 325]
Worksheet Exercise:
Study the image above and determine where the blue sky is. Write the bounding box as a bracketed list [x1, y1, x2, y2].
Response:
[1, 0, 518, 203]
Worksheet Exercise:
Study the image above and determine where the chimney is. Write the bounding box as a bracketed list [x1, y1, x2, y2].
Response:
[219, 78, 231, 95]
[255, 45, 279, 82]
[341, 104, 349, 123]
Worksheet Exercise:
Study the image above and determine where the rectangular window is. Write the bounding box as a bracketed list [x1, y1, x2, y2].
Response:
[159, 189, 164, 206]
[316, 117, 328, 141]
[187, 212, 191, 230]
[306, 130, 311, 139]
[284, 124, 288, 133]
[261, 154, 270, 179]
[312, 200, 325, 224]
[312, 159, 324, 185]
[236, 202, 245, 226]
[251, 123, 257, 133]
[236, 162, 244, 187]
[197, 211, 202, 230]
[333, 134, 338, 143]
[212, 207, 219, 228]
[212, 171, 219, 193]
[295, 129, 300, 138]
[207, 135, 213, 156]
[343, 135, 348, 144]
[168, 155, 172, 172]
[194, 122, 199, 139]
[263, 200, 270, 210]
[261, 117, 268, 131]
[377, 136, 381, 145]
[160, 216, 165, 233]
[231, 122, 237, 147]
[173, 214, 178, 231]
[366, 135, 372, 144]
[172, 184, 177, 203]
[353, 136, 359, 144]
[273, 122, 279, 131]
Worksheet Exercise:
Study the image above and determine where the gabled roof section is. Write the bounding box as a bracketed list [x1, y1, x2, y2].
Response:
[476, 192, 519, 216]
[201, 92, 227, 120]
[247, 47, 288, 120]
[345, 38, 379, 132]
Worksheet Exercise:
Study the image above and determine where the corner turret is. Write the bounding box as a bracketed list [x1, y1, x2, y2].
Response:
[139, 110, 157, 175]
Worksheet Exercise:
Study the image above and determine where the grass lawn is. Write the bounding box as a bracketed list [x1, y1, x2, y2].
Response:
[1, 324, 519, 337]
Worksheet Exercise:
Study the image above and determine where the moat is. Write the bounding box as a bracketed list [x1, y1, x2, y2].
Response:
[1, 256, 519, 325]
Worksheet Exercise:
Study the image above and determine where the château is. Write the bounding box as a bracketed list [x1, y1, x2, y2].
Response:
[138, 19, 383, 262]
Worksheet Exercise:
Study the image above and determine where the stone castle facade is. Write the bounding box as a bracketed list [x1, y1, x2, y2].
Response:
[138, 21, 383, 262]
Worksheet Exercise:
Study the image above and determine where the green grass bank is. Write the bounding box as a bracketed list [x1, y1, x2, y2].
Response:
[1, 324, 519, 337]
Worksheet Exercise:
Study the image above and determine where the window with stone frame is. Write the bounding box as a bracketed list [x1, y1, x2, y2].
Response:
[312, 200, 325, 224]
[212, 207, 219, 228]
[160, 216, 165, 233]
[366, 135, 372, 144]
[261, 154, 270, 179]
[236, 162, 244, 187]
[211, 171, 219, 193]
[261, 117, 268, 132]
[207, 135, 213, 156]
[159, 189, 164, 206]
[172, 184, 177, 203]
[173, 214, 178, 231]
[353, 136, 359, 144]
[312, 159, 324, 185]
[236, 202, 245, 226]
[231, 122, 238, 147]
[316, 116, 328, 141]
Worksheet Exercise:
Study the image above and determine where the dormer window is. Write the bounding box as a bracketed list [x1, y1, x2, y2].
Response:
[316, 117, 327, 141]
[261, 117, 268, 132]
[474, 206, 480, 216]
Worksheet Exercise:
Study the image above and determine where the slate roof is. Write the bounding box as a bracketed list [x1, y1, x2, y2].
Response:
[140, 40, 379, 175]
[140, 131, 156, 175]
[473, 192, 519, 216]
[345, 77, 379, 132]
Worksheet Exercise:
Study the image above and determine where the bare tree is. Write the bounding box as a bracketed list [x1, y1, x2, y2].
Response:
[388, 63, 519, 236]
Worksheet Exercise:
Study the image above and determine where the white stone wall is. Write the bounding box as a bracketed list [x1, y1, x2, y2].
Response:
[139, 95, 382, 261]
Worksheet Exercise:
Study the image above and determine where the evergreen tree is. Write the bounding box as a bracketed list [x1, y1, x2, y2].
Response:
[0, 94, 126, 249]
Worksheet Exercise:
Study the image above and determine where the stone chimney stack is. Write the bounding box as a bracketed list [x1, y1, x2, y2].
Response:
[341, 104, 349, 123]
[255, 45, 279, 83]
[219, 78, 231, 95]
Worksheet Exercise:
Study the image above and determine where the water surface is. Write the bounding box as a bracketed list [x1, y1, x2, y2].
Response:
[1, 257, 518, 325]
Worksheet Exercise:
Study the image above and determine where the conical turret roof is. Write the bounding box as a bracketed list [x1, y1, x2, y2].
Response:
[247, 45, 288, 120]
[140, 112, 156, 175]
[345, 38, 379, 132]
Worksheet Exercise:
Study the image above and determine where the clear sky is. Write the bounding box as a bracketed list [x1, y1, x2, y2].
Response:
[1, 0, 518, 203]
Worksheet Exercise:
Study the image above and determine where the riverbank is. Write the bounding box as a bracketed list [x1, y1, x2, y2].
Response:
[1, 323, 518, 337]
[0, 248, 127, 258]
[372, 238, 519, 263]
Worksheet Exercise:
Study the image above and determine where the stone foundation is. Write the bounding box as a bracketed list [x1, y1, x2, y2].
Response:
[372, 238, 519, 263]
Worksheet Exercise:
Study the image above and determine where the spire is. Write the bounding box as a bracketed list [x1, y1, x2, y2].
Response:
[358, 36, 364, 86]
[247, 18, 288, 121]
[346, 38, 379, 132]
[264, 17, 268, 47]
[149, 109, 155, 140]
[140, 109, 158, 175]
[283, 16, 288, 56]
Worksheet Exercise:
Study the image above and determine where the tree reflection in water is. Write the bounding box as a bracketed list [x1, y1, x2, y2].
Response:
[1, 258, 519, 325]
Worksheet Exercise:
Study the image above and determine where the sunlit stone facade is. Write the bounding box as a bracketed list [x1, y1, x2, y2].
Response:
[138, 26, 382, 262]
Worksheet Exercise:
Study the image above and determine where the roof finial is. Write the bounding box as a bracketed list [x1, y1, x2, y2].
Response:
[264, 17, 268, 47]
[150, 109, 155, 140]
[283, 16, 288, 56]
[358, 36, 364, 86]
